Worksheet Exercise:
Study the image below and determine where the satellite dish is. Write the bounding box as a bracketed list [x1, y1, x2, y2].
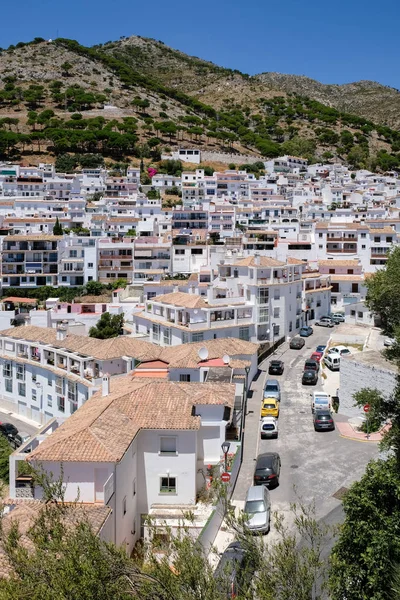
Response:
[198, 347, 209, 361]
[222, 354, 230, 365]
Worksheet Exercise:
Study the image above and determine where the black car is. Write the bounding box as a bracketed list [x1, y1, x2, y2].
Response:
[214, 541, 255, 599]
[253, 452, 281, 488]
[313, 411, 335, 432]
[268, 360, 284, 375]
[0, 423, 18, 439]
[302, 370, 318, 385]
[290, 337, 305, 350]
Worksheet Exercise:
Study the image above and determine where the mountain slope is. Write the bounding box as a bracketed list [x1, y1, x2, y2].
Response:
[0, 36, 399, 172]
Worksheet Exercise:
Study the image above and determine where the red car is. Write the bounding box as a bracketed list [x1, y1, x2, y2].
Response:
[310, 351, 323, 362]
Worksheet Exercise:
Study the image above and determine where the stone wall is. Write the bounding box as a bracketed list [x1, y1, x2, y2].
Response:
[340, 356, 397, 418]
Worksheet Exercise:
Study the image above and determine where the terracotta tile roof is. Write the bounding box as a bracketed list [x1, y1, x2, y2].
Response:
[318, 260, 361, 267]
[143, 280, 189, 287]
[27, 378, 235, 463]
[287, 257, 305, 265]
[74, 294, 112, 304]
[367, 227, 395, 234]
[232, 256, 285, 267]
[5, 234, 63, 241]
[2, 297, 37, 304]
[152, 291, 208, 309]
[330, 274, 365, 282]
[0, 501, 111, 578]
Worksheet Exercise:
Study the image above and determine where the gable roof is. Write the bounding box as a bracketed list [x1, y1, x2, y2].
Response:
[232, 256, 285, 267]
[151, 291, 208, 309]
[27, 378, 235, 463]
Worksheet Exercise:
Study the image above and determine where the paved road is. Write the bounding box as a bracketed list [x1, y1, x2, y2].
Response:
[0, 410, 38, 437]
[233, 328, 379, 526]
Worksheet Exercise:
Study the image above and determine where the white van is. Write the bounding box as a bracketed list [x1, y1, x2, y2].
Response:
[324, 354, 340, 371]
[311, 391, 331, 413]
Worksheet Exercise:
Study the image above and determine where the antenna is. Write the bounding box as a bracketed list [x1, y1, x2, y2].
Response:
[222, 354, 230, 365]
[198, 347, 209, 361]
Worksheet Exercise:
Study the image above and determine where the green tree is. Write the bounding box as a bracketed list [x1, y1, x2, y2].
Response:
[0, 433, 12, 483]
[53, 217, 63, 236]
[89, 312, 124, 339]
[125, 228, 136, 236]
[60, 61, 73, 76]
[365, 246, 400, 335]
[85, 281, 106, 296]
[330, 457, 400, 600]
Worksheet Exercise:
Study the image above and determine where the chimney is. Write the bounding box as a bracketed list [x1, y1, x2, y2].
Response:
[102, 374, 111, 397]
[254, 252, 260, 266]
[56, 322, 68, 341]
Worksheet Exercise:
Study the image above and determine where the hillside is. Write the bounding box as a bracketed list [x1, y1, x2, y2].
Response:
[0, 36, 399, 172]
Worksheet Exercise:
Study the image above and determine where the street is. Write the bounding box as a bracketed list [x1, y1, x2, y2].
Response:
[233, 327, 379, 527]
[0, 410, 39, 438]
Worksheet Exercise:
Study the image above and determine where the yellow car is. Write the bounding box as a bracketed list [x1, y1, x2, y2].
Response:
[261, 398, 280, 418]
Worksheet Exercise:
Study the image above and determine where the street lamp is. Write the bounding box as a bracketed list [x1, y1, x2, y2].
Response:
[221, 441, 231, 472]
[271, 322, 276, 352]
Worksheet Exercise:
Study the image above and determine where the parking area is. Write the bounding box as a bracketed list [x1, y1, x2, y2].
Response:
[232, 327, 379, 527]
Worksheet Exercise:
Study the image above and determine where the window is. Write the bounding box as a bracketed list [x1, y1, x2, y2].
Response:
[319, 233, 323, 238]
[32, 373, 37, 383]
[273, 307, 280, 318]
[358, 312, 363, 318]
[152, 324, 160, 342]
[387, 237, 393, 243]
[192, 332, 204, 342]
[47, 394, 52, 407]
[69, 250, 77, 257]
[48, 377, 52, 387]
[56, 377, 63, 395]
[362, 245, 366, 249]
[16, 364, 25, 381]
[273, 324, 280, 336]
[259, 308, 269, 323]
[175, 249, 185, 255]
[5, 379, 12, 393]
[347, 269, 353, 274]
[289, 321, 292, 332]
[88, 262, 93, 268]
[374, 237, 380, 243]
[160, 437, 177, 455]
[319, 245, 323, 249]
[191, 249, 202, 255]
[160, 476, 177, 494]
[239, 327, 250, 341]
[274, 291, 280, 300]
[3, 363, 12, 378]
[133, 518, 136, 535]
[123, 496, 127, 516]
[132, 478, 136, 497]
[258, 288, 269, 304]
[351, 310, 356, 316]
[182, 332, 189, 344]
[163, 328, 171, 345]
[68, 381, 77, 404]
[18, 382, 26, 397]
[179, 374, 191, 382]
[58, 396, 65, 412]
[32, 389, 37, 402]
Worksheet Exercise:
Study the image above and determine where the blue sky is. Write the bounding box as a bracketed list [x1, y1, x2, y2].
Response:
[2, 0, 400, 88]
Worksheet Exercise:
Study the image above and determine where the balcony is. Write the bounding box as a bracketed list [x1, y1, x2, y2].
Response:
[326, 247, 357, 253]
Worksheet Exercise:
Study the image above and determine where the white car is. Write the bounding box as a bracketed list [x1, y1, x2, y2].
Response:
[260, 417, 278, 439]
[328, 345, 351, 357]
[384, 338, 395, 347]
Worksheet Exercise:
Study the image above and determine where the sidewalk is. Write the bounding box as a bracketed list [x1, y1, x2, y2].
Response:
[0, 407, 41, 430]
[336, 420, 390, 442]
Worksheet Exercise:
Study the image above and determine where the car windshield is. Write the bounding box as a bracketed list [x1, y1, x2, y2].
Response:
[263, 403, 275, 409]
[317, 414, 331, 420]
[262, 424, 275, 430]
[270, 362, 281, 367]
[265, 384, 278, 391]
[245, 500, 265, 514]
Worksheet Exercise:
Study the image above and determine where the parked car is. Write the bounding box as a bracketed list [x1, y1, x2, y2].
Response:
[260, 417, 278, 439]
[290, 337, 305, 349]
[0, 423, 18, 439]
[331, 313, 345, 324]
[315, 318, 334, 328]
[244, 485, 271, 534]
[12, 431, 31, 449]
[313, 410, 335, 432]
[253, 452, 281, 487]
[302, 370, 318, 385]
[261, 398, 279, 418]
[268, 360, 284, 375]
[316, 345, 326, 353]
[263, 379, 281, 401]
[299, 326, 313, 337]
[328, 345, 351, 357]
[311, 391, 331, 413]
[304, 358, 319, 372]
[384, 337, 395, 347]
[214, 540, 255, 599]
[310, 351, 323, 362]
[324, 354, 341, 371]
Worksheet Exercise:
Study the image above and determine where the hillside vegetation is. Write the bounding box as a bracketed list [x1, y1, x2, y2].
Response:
[0, 36, 399, 171]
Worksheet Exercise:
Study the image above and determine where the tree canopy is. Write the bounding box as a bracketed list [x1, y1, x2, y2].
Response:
[89, 312, 124, 339]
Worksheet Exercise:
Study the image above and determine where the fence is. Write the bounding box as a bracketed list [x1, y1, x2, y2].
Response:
[197, 445, 242, 553]
[257, 336, 285, 363]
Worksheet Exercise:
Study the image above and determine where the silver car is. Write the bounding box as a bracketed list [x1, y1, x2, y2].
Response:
[244, 485, 271, 534]
[315, 317, 334, 328]
[263, 379, 281, 401]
